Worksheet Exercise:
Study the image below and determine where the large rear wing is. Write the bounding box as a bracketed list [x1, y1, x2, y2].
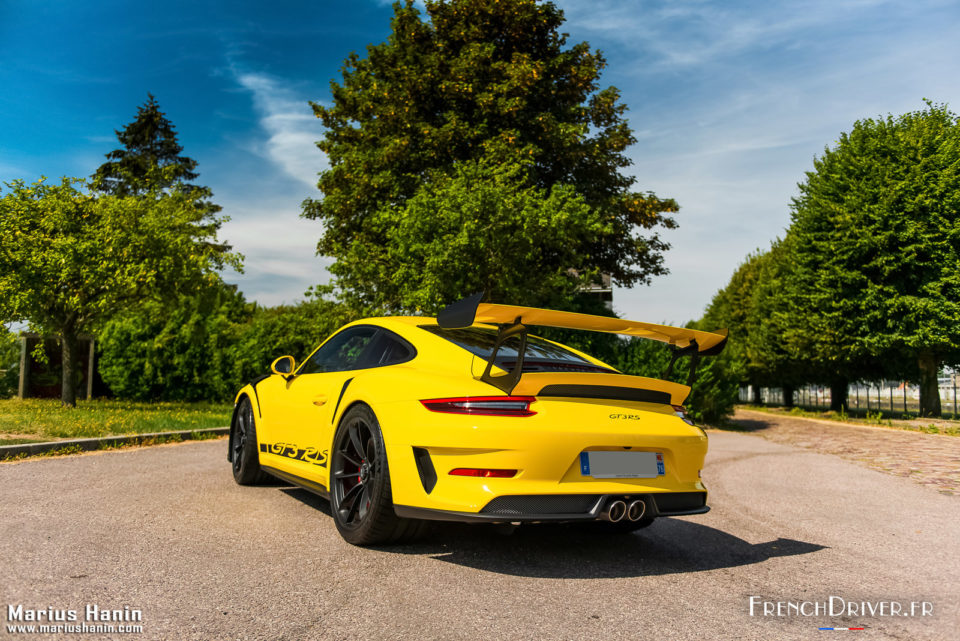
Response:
[437, 293, 728, 394]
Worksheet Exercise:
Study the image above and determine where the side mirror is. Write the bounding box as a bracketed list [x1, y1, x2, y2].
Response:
[270, 355, 296, 376]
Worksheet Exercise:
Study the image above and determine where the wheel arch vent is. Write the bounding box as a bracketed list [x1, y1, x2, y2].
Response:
[412, 447, 438, 494]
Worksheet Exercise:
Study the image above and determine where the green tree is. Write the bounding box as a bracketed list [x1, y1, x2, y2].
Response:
[98, 282, 252, 402]
[230, 296, 352, 382]
[362, 156, 612, 311]
[786, 101, 960, 416]
[700, 251, 765, 403]
[616, 328, 740, 425]
[0, 326, 19, 399]
[0, 177, 240, 406]
[98, 287, 352, 402]
[746, 241, 814, 406]
[701, 243, 812, 407]
[304, 0, 678, 311]
[92, 94, 205, 198]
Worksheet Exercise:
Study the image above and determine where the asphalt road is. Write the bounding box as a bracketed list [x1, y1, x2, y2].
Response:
[1, 433, 957, 641]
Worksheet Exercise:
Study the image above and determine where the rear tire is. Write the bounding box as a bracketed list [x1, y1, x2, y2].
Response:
[231, 397, 270, 485]
[330, 404, 425, 545]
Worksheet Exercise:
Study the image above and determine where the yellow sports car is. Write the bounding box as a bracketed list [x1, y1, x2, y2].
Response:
[228, 293, 728, 545]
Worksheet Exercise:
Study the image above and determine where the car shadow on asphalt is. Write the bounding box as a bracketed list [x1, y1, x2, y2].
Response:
[386, 519, 826, 578]
[281, 486, 826, 579]
[280, 487, 332, 517]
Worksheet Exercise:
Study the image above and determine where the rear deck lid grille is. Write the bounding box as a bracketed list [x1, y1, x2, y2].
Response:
[536, 384, 672, 405]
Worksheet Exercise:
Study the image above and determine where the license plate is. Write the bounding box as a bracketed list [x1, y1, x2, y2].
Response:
[580, 451, 665, 478]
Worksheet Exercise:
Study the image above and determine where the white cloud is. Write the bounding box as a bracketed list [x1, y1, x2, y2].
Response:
[550, 0, 960, 322]
[216, 1, 960, 321]
[219, 199, 332, 307]
[558, 0, 903, 69]
[232, 70, 327, 188]
[212, 68, 332, 306]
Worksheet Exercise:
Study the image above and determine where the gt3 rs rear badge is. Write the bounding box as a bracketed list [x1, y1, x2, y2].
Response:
[260, 442, 328, 467]
[610, 413, 643, 420]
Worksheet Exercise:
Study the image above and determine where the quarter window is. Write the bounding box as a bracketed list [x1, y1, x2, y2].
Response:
[298, 326, 380, 374]
[298, 326, 416, 374]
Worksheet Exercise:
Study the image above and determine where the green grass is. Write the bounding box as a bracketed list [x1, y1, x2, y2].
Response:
[0, 398, 232, 441]
[0, 437, 50, 445]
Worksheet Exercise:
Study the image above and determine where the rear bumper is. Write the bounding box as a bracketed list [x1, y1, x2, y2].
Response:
[394, 491, 708, 523]
[379, 398, 709, 514]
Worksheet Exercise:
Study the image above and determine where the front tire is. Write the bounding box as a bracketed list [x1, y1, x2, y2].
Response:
[231, 397, 269, 485]
[330, 404, 424, 545]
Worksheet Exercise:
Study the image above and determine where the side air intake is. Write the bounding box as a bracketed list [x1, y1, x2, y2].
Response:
[412, 447, 438, 494]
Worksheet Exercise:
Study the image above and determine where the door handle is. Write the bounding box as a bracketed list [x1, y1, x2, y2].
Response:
[312, 395, 328, 407]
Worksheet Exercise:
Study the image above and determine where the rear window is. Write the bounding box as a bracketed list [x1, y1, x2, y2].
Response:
[419, 326, 614, 373]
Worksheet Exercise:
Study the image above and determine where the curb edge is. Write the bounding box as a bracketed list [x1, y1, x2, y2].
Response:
[0, 427, 229, 459]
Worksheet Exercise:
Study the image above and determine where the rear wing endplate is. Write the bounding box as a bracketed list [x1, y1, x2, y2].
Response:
[437, 293, 728, 394]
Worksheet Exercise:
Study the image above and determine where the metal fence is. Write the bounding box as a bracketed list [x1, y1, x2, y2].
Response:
[739, 381, 960, 418]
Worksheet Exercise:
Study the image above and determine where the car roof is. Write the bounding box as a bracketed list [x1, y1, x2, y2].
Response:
[348, 316, 615, 371]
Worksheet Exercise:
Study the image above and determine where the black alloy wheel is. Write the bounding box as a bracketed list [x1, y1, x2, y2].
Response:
[330, 404, 425, 545]
[231, 397, 269, 485]
[333, 414, 378, 526]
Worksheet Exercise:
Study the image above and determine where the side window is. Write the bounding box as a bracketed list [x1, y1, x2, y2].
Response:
[369, 332, 415, 366]
[298, 326, 380, 374]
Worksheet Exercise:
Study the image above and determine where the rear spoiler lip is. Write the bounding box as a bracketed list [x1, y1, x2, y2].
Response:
[516, 375, 690, 406]
[437, 292, 728, 355]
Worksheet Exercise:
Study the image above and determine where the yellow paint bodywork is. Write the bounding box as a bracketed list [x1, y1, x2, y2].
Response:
[234, 316, 708, 516]
[470, 302, 728, 352]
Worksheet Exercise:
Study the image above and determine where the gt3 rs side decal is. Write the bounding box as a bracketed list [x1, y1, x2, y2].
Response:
[260, 442, 329, 467]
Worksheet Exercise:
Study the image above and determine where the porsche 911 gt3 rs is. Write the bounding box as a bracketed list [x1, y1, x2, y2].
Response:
[228, 293, 728, 545]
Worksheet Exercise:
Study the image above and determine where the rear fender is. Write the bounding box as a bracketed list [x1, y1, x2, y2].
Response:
[330, 369, 498, 493]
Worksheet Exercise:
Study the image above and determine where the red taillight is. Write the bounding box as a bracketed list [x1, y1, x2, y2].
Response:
[420, 396, 537, 417]
[448, 468, 517, 478]
[672, 404, 696, 426]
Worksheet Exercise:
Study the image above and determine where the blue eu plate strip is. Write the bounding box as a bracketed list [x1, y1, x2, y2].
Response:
[580, 452, 590, 476]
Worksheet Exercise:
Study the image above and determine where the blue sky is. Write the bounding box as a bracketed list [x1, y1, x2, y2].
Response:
[3, 0, 959, 322]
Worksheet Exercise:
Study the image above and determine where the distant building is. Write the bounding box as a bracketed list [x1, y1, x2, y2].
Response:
[577, 272, 613, 310]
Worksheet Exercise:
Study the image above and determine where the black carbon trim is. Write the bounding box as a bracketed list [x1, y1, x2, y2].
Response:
[249, 374, 269, 417]
[331, 377, 354, 425]
[260, 465, 329, 498]
[437, 291, 484, 329]
[652, 491, 707, 514]
[394, 504, 603, 523]
[480, 494, 603, 516]
[412, 447, 438, 494]
[656, 505, 710, 516]
[395, 492, 709, 523]
[537, 384, 672, 405]
[698, 329, 728, 356]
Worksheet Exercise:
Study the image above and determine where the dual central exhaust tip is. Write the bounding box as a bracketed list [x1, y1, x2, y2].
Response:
[602, 498, 646, 523]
